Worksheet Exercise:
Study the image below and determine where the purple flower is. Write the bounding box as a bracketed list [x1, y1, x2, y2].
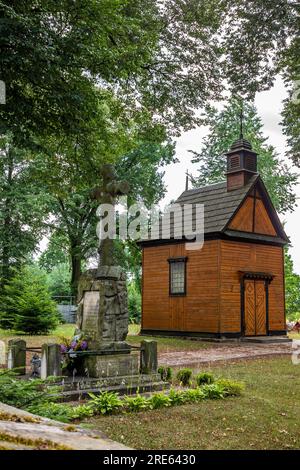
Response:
[60, 344, 67, 354]
[80, 340, 88, 350]
[70, 341, 77, 349]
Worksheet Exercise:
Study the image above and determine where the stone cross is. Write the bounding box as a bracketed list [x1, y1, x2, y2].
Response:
[91, 164, 129, 267]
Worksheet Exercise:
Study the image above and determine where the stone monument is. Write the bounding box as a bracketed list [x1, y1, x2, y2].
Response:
[75, 164, 137, 378]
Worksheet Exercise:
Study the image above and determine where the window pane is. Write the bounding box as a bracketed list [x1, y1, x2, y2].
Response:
[170, 261, 185, 294]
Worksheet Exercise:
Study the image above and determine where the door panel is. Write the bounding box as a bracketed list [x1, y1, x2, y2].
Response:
[244, 281, 256, 336]
[255, 281, 267, 335]
[244, 280, 267, 336]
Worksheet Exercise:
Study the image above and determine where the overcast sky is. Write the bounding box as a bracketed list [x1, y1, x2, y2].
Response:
[162, 76, 300, 273]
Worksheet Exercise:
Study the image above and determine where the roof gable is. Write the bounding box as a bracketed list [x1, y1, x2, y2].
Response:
[224, 177, 288, 242]
[140, 174, 289, 246]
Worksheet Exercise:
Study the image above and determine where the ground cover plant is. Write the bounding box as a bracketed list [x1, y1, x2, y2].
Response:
[84, 356, 300, 450]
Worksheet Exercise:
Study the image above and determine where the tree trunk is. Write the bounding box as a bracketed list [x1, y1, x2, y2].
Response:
[70, 252, 82, 299]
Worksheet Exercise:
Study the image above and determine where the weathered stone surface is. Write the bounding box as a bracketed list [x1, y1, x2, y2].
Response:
[140, 340, 158, 374]
[41, 344, 62, 379]
[83, 352, 139, 378]
[76, 266, 128, 347]
[8, 339, 26, 375]
[96, 265, 122, 280]
[0, 403, 130, 450]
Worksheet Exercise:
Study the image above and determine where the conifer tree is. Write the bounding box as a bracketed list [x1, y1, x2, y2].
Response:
[0, 265, 59, 333]
[191, 98, 298, 214]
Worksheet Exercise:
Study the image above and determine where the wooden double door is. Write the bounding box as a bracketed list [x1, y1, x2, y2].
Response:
[244, 280, 268, 336]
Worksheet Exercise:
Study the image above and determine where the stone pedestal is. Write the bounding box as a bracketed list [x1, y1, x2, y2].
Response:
[8, 339, 26, 375]
[82, 352, 139, 378]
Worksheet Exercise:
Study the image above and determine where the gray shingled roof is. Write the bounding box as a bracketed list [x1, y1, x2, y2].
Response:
[175, 175, 259, 234]
[140, 173, 288, 244]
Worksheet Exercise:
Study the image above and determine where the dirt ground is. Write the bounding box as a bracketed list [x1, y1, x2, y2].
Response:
[159, 341, 292, 367]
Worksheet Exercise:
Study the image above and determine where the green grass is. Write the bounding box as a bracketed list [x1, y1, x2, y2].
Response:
[85, 356, 300, 450]
[0, 324, 213, 353]
[0, 323, 75, 347]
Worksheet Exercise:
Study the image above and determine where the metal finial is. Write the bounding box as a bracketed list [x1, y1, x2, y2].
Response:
[185, 169, 189, 191]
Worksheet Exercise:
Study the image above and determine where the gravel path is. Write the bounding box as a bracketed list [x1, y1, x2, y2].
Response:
[159, 342, 292, 367]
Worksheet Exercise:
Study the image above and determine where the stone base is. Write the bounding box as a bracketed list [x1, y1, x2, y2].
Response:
[82, 352, 139, 378]
[57, 373, 169, 402]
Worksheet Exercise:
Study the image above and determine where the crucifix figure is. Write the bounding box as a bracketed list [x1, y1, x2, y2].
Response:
[91, 164, 129, 267]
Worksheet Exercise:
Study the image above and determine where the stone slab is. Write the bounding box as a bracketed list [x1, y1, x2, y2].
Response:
[82, 352, 139, 378]
[0, 402, 130, 450]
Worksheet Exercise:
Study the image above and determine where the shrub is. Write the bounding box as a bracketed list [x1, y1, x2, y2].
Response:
[0, 369, 61, 408]
[215, 378, 244, 396]
[201, 383, 225, 399]
[182, 387, 206, 403]
[168, 388, 188, 406]
[71, 404, 94, 419]
[27, 402, 74, 423]
[149, 392, 171, 409]
[176, 368, 192, 386]
[128, 282, 141, 324]
[158, 366, 173, 382]
[195, 372, 215, 386]
[0, 265, 60, 334]
[46, 262, 72, 298]
[123, 394, 150, 412]
[88, 391, 123, 415]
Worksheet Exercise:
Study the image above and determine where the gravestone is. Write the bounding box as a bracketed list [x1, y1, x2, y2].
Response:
[140, 340, 158, 374]
[8, 339, 26, 375]
[0, 340, 5, 366]
[41, 344, 62, 379]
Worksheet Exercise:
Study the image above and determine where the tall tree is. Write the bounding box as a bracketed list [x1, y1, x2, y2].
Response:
[285, 248, 300, 320]
[0, 135, 49, 287]
[34, 131, 175, 295]
[222, 0, 300, 163]
[190, 98, 298, 214]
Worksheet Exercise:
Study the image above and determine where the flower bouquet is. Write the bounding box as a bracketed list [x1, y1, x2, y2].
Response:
[60, 335, 88, 374]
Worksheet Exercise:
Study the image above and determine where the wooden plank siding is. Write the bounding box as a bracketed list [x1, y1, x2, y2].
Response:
[228, 193, 277, 236]
[219, 241, 285, 333]
[142, 241, 221, 333]
[142, 240, 285, 335]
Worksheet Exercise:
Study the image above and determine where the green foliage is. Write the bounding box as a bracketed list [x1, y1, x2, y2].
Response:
[195, 372, 215, 386]
[191, 98, 298, 214]
[0, 265, 60, 333]
[201, 383, 225, 400]
[0, 369, 60, 409]
[181, 387, 206, 403]
[46, 263, 72, 299]
[38, 233, 70, 273]
[27, 402, 74, 423]
[70, 404, 94, 420]
[168, 388, 189, 406]
[285, 248, 300, 321]
[88, 391, 123, 415]
[215, 379, 245, 397]
[0, 135, 50, 287]
[158, 366, 173, 382]
[176, 368, 193, 386]
[123, 394, 150, 413]
[128, 282, 141, 324]
[149, 392, 172, 410]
